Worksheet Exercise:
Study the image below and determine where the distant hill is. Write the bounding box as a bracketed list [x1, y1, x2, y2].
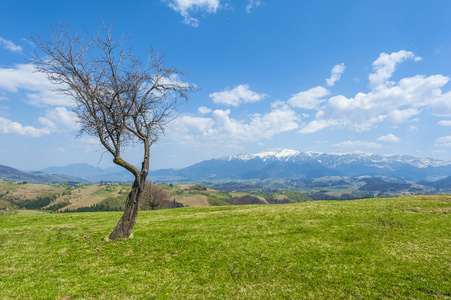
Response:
[39, 163, 133, 183]
[40, 163, 105, 179]
[420, 175, 451, 189]
[0, 164, 85, 184]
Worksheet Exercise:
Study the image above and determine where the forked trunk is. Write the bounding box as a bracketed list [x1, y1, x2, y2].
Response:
[108, 175, 145, 240]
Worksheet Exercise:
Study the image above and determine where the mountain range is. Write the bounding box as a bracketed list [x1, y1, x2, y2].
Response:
[1, 149, 451, 186]
[0, 164, 86, 184]
[149, 149, 451, 183]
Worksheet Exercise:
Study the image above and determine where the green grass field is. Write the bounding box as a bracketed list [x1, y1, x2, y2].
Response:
[1, 195, 450, 299]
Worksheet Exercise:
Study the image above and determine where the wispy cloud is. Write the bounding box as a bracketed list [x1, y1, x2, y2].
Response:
[246, 0, 261, 13]
[0, 37, 23, 53]
[333, 140, 382, 149]
[438, 120, 451, 126]
[325, 63, 346, 87]
[163, 0, 220, 27]
[435, 136, 451, 147]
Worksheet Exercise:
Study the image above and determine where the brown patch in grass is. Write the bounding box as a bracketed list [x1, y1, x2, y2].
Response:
[56, 185, 129, 211]
[4, 184, 63, 202]
[173, 195, 209, 207]
[60, 185, 113, 210]
[231, 193, 268, 204]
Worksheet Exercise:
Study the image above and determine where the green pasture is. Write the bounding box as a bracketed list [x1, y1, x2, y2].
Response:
[0, 195, 450, 299]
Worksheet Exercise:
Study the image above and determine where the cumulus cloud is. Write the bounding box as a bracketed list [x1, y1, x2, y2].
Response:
[325, 63, 346, 87]
[0, 107, 79, 138]
[288, 86, 330, 110]
[387, 108, 421, 124]
[0, 37, 23, 53]
[0, 117, 50, 137]
[167, 104, 299, 145]
[38, 107, 80, 131]
[246, 0, 261, 13]
[0, 64, 73, 107]
[369, 50, 422, 89]
[299, 50, 450, 133]
[377, 134, 400, 143]
[209, 105, 299, 141]
[163, 0, 220, 26]
[333, 140, 382, 149]
[210, 84, 267, 106]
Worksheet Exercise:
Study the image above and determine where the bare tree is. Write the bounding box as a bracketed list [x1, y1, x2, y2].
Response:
[140, 182, 172, 210]
[31, 22, 195, 240]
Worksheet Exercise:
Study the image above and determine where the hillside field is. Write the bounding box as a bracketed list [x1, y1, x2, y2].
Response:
[0, 181, 312, 213]
[1, 195, 450, 299]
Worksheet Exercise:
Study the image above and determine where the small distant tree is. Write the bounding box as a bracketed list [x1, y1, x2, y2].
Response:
[231, 195, 266, 205]
[190, 184, 207, 191]
[31, 21, 195, 239]
[141, 183, 171, 210]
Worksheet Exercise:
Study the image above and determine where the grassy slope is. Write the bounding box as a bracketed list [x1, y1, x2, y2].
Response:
[1, 196, 450, 299]
[0, 182, 130, 212]
[0, 181, 312, 211]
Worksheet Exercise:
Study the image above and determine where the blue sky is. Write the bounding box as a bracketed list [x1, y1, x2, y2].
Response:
[1, 0, 451, 171]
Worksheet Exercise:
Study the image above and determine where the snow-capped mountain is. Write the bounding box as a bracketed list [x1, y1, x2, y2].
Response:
[226, 149, 450, 169]
[152, 149, 451, 182]
[35, 149, 451, 184]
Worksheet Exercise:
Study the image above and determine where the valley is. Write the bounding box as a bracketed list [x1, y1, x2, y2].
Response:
[1, 149, 450, 214]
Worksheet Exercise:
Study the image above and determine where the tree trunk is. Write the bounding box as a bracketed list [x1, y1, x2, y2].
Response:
[108, 175, 145, 240]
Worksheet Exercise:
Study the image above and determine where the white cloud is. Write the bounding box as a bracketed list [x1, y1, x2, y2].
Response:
[299, 51, 450, 133]
[246, 0, 261, 13]
[333, 140, 382, 149]
[0, 64, 74, 107]
[298, 119, 331, 134]
[163, 0, 220, 26]
[325, 63, 346, 87]
[209, 105, 299, 141]
[377, 134, 400, 143]
[210, 84, 267, 106]
[430, 91, 451, 116]
[167, 104, 299, 144]
[288, 86, 330, 110]
[387, 108, 421, 124]
[0, 117, 51, 137]
[435, 136, 451, 147]
[438, 120, 451, 126]
[0, 107, 79, 138]
[369, 50, 422, 89]
[0, 37, 23, 53]
[198, 106, 212, 114]
[38, 107, 80, 131]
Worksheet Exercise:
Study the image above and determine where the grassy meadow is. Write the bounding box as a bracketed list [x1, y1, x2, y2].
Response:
[1, 195, 450, 299]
